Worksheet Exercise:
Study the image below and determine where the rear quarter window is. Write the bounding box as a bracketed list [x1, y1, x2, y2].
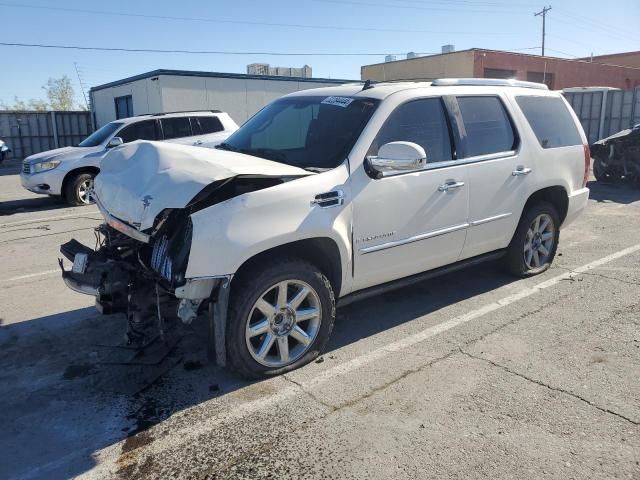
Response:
[516, 96, 583, 148]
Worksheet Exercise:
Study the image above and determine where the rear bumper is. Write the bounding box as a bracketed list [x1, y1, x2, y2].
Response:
[562, 187, 590, 228]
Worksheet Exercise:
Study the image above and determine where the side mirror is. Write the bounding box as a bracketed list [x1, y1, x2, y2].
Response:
[365, 141, 427, 179]
[106, 137, 124, 149]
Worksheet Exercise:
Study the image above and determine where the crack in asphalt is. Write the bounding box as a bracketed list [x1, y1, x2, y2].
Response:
[458, 348, 640, 426]
[554, 265, 640, 286]
[0, 226, 93, 244]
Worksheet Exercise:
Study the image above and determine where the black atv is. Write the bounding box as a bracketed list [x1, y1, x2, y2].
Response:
[590, 125, 640, 186]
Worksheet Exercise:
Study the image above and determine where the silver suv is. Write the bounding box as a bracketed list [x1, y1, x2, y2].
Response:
[21, 110, 238, 206]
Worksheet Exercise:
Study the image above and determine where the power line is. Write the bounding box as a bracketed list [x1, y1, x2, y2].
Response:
[0, 2, 524, 36]
[0, 41, 442, 56]
[314, 0, 532, 11]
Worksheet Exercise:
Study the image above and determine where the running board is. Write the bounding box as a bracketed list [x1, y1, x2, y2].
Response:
[338, 250, 506, 308]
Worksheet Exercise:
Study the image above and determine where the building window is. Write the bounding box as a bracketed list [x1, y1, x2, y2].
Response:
[114, 95, 133, 119]
[527, 71, 555, 89]
[483, 68, 516, 79]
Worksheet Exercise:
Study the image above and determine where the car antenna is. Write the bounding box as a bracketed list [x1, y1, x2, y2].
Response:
[362, 80, 375, 91]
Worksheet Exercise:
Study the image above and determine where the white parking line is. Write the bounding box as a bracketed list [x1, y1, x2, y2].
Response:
[0, 269, 60, 283]
[0, 211, 100, 228]
[80, 242, 640, 478]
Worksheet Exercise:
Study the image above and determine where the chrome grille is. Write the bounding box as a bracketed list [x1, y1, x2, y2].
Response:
[151, 235, 173, 281]
[22, 162, 31, 174]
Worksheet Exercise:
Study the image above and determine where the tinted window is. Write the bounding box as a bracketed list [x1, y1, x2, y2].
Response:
[457, 96, 516, 157]
[371, 98, 453, 163]
[161, 117, 192, 139]
[117, 120, 160, 143]
[516, 96, 583, 148]
[220, 96, 379, 170]
[192, 116, 224, 135]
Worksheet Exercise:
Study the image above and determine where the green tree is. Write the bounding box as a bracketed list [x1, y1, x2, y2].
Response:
[43, 75, 75, 111]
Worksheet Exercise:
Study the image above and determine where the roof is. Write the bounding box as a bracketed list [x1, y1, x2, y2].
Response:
[90, 69, 355, 92]
[113, 110, 226, 125]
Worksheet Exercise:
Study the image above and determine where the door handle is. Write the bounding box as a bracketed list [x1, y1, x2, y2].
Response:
[512, 167, 532, 176]
[193, 140, 203, 145]
[438, 181, 465, 192]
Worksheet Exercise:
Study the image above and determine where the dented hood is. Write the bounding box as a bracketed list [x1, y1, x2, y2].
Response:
[94, 141, 309, 231]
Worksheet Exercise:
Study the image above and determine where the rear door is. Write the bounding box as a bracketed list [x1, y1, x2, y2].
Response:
[190, 115, 228, 148]
[456, 95, 533, 259]
[160, 117, 195, 145]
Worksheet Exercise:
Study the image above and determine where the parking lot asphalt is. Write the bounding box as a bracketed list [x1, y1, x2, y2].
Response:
[0, 163, 639, 480]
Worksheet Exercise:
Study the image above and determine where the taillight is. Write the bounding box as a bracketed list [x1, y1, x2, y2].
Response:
[582, 144, 591, 188]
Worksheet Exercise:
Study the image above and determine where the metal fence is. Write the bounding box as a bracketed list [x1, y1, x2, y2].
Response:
[564, 88, 640, 144]
[0, 111, 93, 160]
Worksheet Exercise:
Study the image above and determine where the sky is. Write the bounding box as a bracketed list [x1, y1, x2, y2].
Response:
[1, 0, 639, 108]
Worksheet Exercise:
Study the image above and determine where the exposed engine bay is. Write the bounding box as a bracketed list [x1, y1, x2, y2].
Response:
[59, 175, 298, 349]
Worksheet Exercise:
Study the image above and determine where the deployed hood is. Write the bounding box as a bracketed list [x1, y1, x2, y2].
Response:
[24, 145, 102, 163]
[94, 141, 310, 231]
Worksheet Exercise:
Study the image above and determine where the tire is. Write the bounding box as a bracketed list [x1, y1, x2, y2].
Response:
[226, 258, 336, 379]
[593, 157, 619, 183]
[503, 202, 560, 278]
[64, 172, 95, 206]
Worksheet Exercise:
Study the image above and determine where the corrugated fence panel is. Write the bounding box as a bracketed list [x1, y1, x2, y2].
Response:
[0, 111, 92, 160]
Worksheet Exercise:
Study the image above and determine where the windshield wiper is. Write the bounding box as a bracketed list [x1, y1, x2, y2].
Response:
[215, 142, 242, 152]
[248, 148, 287, 162]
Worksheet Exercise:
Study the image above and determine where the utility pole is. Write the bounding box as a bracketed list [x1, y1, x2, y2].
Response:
[534, 5, 552, 57]
[74, 62, 90, 110]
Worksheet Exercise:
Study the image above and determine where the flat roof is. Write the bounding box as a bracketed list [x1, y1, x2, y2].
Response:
[90, 69, 356, 92]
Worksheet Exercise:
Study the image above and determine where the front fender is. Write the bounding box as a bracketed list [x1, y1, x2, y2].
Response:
[186, 164, 353, 296]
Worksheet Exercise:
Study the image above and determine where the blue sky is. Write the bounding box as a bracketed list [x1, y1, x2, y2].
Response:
[1, 0, 639, 108]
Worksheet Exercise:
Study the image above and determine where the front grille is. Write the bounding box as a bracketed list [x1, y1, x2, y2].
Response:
[22, 161, 31, 174]
[151, 235, 173, 281]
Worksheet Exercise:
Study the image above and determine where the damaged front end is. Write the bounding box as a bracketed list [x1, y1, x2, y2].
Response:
[591, 125, 640, 186]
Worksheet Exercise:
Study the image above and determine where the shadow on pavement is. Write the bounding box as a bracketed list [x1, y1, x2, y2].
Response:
[0, 196, 68, 216]
[587, 180, 640, 205]
[0, 262, 513, 479]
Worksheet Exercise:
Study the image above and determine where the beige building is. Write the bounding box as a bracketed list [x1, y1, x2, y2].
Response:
[362, 50, 475, 82]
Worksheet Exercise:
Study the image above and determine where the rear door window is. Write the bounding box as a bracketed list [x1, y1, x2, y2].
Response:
[516, 96, 583, 148]
[161, 117, 193, 139]
[371, 98, 453, 163]
[457, 96, 516, 158]
[192, 116, 224, 135]
[117, 120, 160, 143]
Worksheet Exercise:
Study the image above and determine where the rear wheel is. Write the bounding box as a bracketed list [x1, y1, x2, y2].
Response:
[226, 258, 335, 378]
[64, 172, 95, 206]
[503, 202, 560, 277]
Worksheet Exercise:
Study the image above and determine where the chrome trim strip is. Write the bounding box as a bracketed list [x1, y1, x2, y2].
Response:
[360, 223, 469, 254]
[95, 195, 150, 244]
[470, 212, 512, 227]
[424, 150, 516, 171]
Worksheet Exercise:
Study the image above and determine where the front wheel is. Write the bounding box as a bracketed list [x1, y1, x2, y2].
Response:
[65, 172, 95, 206]
[503, 202, 560, 277]
[226, 258, 336, 378]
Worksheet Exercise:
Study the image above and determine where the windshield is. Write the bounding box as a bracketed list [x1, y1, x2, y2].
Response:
[78, 122, 123, 147]
[218, 96, 379, 170]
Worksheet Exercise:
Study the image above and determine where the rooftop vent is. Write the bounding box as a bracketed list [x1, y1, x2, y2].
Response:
[442, 44, 455, 54]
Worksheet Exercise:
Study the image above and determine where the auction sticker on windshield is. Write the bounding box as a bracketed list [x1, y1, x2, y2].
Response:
[321, 96, 354, 108]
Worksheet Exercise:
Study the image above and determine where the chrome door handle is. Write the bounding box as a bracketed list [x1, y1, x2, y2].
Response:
[438, 181, 465, 192]
[512, 167, 532, 176]
[193, 140, 203, 145]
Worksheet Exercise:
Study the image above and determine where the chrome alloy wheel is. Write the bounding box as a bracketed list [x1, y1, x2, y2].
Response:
[524, 213, 555, 270]
[245, 280, 322, 368]
[78, 178, 95, 204]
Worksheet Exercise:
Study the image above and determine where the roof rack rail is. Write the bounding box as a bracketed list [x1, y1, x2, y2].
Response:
[431, 78, 548, 90]
[150, 109, 222, 116]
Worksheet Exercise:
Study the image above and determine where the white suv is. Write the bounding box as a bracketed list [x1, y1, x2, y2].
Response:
[20, 111, 238, 206]
[60, 79, 590, 377]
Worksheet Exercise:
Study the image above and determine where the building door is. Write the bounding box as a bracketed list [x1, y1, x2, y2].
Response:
[115, 95, 133, 119]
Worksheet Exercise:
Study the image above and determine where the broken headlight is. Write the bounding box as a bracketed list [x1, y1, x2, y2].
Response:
[150, 217, 193, 285]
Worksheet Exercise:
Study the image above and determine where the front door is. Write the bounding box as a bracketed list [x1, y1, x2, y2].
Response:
[351, 97, 470, 291]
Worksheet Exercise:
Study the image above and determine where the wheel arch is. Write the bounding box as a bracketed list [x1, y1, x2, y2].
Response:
[61, 166, 100, 201]
[522, 185, 569, 225]
[231, 237, 344, 297]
